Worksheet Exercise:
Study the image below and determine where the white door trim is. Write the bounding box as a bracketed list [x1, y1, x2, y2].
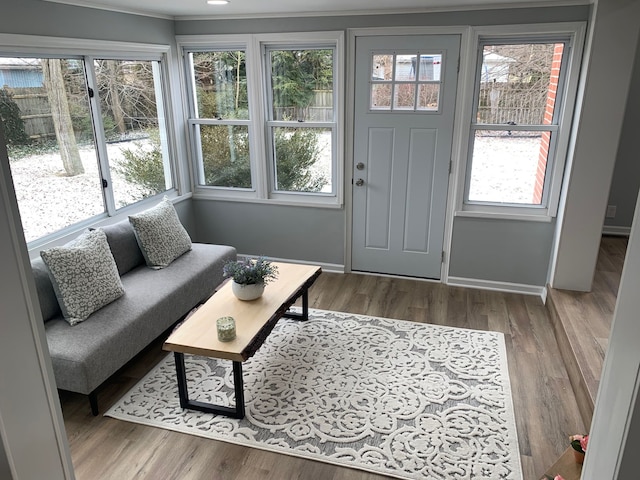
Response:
[344, 26, 471, 283]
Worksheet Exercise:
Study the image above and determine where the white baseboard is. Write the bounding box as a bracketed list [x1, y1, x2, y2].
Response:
[237, 253, 345, 274]
[447, 276, 546, 298]
[602, 225, 631, 236]
[236, 255, 545, 299]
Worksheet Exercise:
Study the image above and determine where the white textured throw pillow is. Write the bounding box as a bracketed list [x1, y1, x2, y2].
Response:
[128, 198, 192, 269]
[40, 229, 125, 326]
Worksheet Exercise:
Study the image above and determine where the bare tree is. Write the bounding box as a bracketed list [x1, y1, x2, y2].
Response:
[42, 59, 84, 176]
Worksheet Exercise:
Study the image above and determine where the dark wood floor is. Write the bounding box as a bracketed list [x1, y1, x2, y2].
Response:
[60, 270, 591, 480]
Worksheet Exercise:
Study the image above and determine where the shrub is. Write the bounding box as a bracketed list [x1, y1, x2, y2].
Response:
[116, 129, 166, 196]
[0, 88, 30, 146]
[273, 128, 328, 192]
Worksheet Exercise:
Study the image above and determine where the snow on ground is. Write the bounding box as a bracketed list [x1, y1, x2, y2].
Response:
[8, 141, 150, 243]
[8, 135, 541, 243]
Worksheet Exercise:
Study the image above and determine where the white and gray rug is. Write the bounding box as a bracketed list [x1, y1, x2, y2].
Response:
[106, 309, 522, 479]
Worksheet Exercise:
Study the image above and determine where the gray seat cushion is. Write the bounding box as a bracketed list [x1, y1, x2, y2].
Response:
[44, 243, 236, 395]
[98, 221, 145, 276]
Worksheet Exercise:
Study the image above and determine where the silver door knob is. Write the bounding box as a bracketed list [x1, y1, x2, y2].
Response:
[356, 162, 365, 170]
[355, 178, 365, 187]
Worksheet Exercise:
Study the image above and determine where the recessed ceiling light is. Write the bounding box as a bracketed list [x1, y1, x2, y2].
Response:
[207, 0, 230, 5]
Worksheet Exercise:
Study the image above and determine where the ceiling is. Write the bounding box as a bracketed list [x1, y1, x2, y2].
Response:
[42, 0, 582, 20]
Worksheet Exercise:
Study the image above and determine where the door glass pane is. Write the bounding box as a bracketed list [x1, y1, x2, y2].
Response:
[393, 84, 415, 110]
[272, 127, 332, 193]
[371, 83, 392, 110]
[477, 43, 565, 125]
[95, 59, 173, 209]
[395, 55, 416, 81]
[269, 49, 334, 122]
[2, 57, 104, 243]
[197, 124, 251, 188]
[468, 129, 551, 205]
[372, 54, 393, 80]
[190, 51, 248, 120]
[418, 54, 442, 81]
[417, 84, 440, 111]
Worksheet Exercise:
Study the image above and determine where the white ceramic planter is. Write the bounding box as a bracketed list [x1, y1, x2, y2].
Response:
[231, 281, 265, 301]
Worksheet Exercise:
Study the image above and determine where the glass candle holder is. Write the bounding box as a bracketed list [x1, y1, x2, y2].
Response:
[216, 316, 236, 342]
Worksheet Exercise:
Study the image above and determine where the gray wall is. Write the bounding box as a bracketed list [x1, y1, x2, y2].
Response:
[0, 0, 174, 43]
[449, 217, 556, 285]
[175, 6, 590, 34]
[180, 6, 588, 285]
[193, 199, 344, 266]
[604, 33, 640, 231]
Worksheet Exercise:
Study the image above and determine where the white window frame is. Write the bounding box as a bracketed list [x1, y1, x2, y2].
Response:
[0, 34, 181, 249]
[454, 23, 586, 221]
[178, 32, 344, 208]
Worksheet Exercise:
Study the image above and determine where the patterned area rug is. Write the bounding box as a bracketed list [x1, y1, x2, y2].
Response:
[106, 309, 522, 479]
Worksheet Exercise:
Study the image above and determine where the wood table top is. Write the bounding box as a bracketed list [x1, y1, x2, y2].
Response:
[163, 262, 321, 362]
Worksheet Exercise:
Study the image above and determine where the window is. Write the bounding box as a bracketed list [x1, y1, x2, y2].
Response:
[1, 51, 174, 244]
[186, 49, 251, 189]
[265, 48, 335, 194]
[461, 27, 584, 218]
[182, 32, 343, 205]
[370, 52, 442, 112]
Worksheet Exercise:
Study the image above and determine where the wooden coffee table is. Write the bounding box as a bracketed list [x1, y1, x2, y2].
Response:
[163, 262, 321, 419]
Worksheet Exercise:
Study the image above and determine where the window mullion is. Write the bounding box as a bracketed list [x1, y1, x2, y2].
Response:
[84, 56, 116, 215]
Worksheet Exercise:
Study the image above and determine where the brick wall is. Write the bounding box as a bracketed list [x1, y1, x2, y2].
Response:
[532, 43, 564, 204]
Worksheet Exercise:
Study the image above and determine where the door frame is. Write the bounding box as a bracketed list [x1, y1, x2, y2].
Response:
[345, 26, 473, 282]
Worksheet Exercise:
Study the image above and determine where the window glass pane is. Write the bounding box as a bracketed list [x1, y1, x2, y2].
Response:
[468, 130, 551, 205]
[190, 51, 248, 120]
[417, 84, 439, 111]
[272, 127, 331, 193]
[395, 55, 416, 81]
[371, 83, 392, 110]
[477, 43, 565, 125]
[94, 59, 173, 209]
[2, 57, 104, 242]
[393, 84, 415, 110]
[418, 54, 442, 81]
[269, 49, 334, 122]
[198, 124, 251, 188]
[372, 54, 393, 80]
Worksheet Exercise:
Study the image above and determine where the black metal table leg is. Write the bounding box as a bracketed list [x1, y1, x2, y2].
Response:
[173, 352, 245, 419]
[283, 288, 310, 321]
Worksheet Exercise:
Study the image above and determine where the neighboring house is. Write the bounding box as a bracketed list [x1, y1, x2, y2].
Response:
[0, 0, 639, 479]
[0, 57, 42, 89]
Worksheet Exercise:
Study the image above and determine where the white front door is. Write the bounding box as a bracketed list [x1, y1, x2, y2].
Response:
[351, 34, 460, 279]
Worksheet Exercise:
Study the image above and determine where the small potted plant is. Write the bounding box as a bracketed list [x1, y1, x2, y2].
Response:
[223, 257, 278, 301]
[569, 434, 589, 464]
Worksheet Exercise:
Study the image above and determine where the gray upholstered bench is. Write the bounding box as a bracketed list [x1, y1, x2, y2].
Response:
[31, 207, 236, 415]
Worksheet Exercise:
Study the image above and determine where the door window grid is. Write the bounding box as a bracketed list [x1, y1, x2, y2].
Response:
[370, 52, 443, 112]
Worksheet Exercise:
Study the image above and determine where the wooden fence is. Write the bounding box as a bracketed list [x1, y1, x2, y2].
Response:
[6, 87, 55, 140]
[477, 83, 547, 125]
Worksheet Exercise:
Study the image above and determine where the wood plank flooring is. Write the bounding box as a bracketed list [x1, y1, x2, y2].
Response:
[60, 272, 586, 480]
[546, 235, 627, 428]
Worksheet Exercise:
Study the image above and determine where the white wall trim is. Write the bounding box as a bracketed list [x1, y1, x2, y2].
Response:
[447, 276, 546, 297]
[0, 33, 170, 56]
[602, 225, 631, 237]
[237, 253, 345, 274]
[0, 124, 74, 478]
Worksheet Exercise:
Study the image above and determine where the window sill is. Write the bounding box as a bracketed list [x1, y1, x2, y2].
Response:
[455, 209, 554, 223]
[192, 191, 343, 209]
